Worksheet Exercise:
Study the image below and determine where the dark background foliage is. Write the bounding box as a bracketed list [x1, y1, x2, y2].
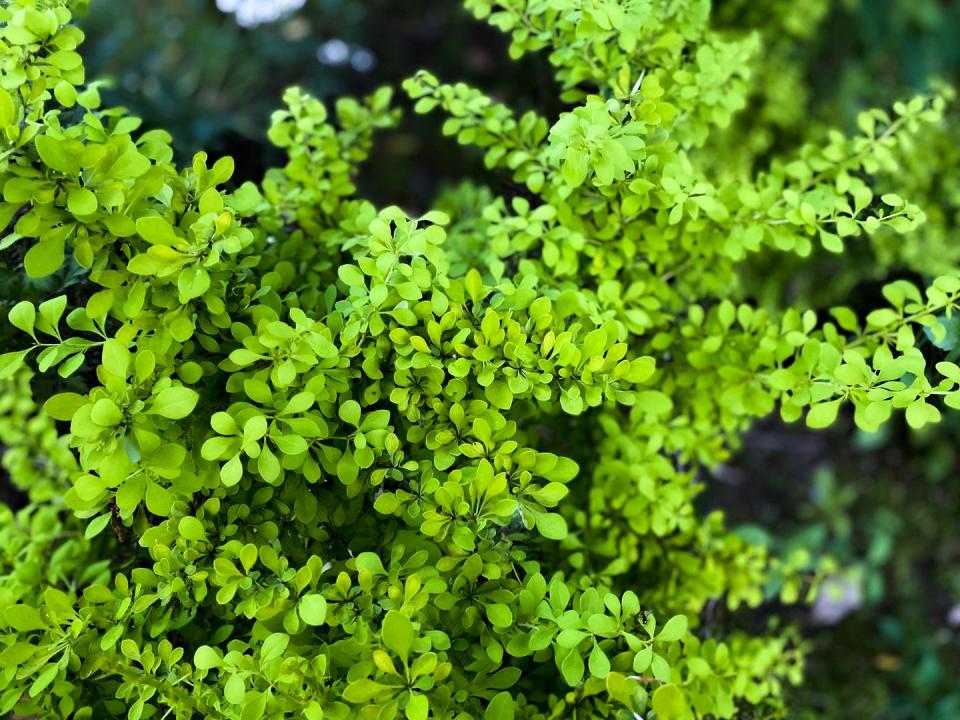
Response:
[6, 0, 960, 716]
[77, 0, 561, 209]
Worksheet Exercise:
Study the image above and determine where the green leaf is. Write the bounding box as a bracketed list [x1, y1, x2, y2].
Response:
[8, 300, 35, 337]
[101, 338, 131, 377]
[0, 350, 29, 379]
[485, 380, 513, 410]
[35, 135, 76, 174]
[221, 455, 243, 487]
[0, 87, 15, 126]
[806, 400, 841, 429]
[559, 387, 584, 415]
[4, 605, 46, 631]
[338, 264, 366, 287]
[224, 674, 245, 704]
[382, 610, 415, 662]
[374, 493, 401, 514]
[67, 186, 98, 215]
[651, 652, 671, 682]
[633, 646, 653, 673]
[91, 398, 122, 426]
[150, 386, 199, 419]
[420, 210, 450, 225]
[820, 229, 843, 253]
[36, 295, 67, 336]
[485, 692, 515, 720]
[298, 594, 327, 626]
[835, 216, 860, 237]
[556, 629, 587, 648]
[100, 624, 124, 651]
[24, 237, 66, 278]
[927, 315, 960, 351]
[905, 399, 940, 429]
[586, 614, 618, 637]
[657, 615, 688, 643]
[229, 182, 263, 215]
[84, 513, 111, 540]
[136, 216, 178, 245]
[116, 476, 145, 512]
[337, 451, 359, 485]
[486, 603, 513, 628]
[559, 647, 585, 686]
[257, 445, 282, 484]
[145, 482, 173, 516]
[651, 684, 689, 720]
[338, 399, 362, 426]
[178, 516, 207, 542]
[535, 512, 568, 540]
[260, 632, 289, 663]
[937, 361, 960, 381]
[178, 265, 211, 302]
[240, 691, 266, 720]
[58, 352, 86, 378]
[43, 392, 86, 421]
[405, 693, 429, 720]
[343, 679, 388, 704]
[605, 671, 635, 705]
[193, 645, 220, 670]
[562, 153, 589, 186]
[588, 644, 611, 678]
[29, 665, 58, 698]
[465, 268, 484, 301]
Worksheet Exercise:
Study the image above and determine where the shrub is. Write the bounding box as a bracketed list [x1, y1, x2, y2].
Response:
[0, 1, 959, 719]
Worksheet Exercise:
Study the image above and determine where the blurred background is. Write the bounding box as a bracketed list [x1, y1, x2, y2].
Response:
[11, 0, 960, 716]
[76, 0, 562, 209]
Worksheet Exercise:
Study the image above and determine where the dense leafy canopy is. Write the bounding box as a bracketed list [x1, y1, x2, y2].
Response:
[0, 1, 958, 719]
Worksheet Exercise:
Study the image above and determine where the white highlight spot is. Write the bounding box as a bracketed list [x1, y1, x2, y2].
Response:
[216, 0, 306, 28]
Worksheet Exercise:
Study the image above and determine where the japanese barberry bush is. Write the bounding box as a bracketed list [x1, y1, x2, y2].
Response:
[0, 1, 958, 719]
